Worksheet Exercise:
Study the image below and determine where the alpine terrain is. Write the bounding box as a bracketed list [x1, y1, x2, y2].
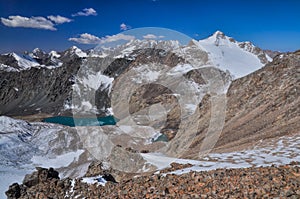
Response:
[0, 31, 299, 198]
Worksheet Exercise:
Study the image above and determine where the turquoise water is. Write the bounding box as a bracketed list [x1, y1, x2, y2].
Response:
[43, 116, 169, 142]
[152, 134, 169, 142]
[42, 116, 117, 127]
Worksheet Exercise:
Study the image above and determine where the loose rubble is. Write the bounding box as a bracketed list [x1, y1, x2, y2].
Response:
[6, 162, 300, 198]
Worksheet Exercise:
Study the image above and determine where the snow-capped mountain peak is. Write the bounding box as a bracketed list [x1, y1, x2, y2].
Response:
[212, 30, 226, 39]
[197, 30, 272, 78]
[205, 30, 235, 47]
[64, 46, 87, 58]
[32, 48, 42, 54]
[30, 48, 47, 59]
[9, 52, 39, 69]
[49, 50, 61, 58]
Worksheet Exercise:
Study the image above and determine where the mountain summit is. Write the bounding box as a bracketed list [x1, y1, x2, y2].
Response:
[197, 31, 272, 78]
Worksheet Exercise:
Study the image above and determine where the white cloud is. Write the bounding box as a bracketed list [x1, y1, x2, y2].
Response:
[69, 33, 135, 44]
[1, 15, 56, 30]
[72, 8, 97, 17]
[100, 33, 135, 44]
[120, 23, 131, 31]
[143, 34, 165, 39]
[47, 15, 72, 24]
[69, 33, 101, 44]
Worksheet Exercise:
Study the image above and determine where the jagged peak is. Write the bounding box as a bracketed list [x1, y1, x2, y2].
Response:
[49, 50, 61, 58]
[67, 46, 81, 51]
[6, 52, 22, 60]
[7, 52, 18, 57]
[64, 45, 87, 58]
[33, 48, 42, 53]
[212, 30, 225, 37]
[64, 46, 82, 53]
[70, 45, 79, 49]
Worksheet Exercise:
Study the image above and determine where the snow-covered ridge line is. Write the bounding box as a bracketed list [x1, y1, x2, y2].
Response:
[0, 31, 273, 79]
[0, 45, 86, 72]
[195, 31, 273, 78]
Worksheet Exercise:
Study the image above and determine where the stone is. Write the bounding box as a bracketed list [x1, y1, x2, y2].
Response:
[5, 183, 21, 199]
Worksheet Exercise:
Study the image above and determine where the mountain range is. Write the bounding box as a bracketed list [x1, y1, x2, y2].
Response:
[0, 31, 299, 198]
[0, 31, 277, 117]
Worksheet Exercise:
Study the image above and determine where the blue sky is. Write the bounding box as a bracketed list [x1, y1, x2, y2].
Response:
[0, 0, 299, 53]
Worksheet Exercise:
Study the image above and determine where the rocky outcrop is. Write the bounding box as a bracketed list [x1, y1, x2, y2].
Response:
[238, 41, 271, 64]
[264, 49, 281, 59]
[5, 167, 66, 199]
[23, 167, 59, 188]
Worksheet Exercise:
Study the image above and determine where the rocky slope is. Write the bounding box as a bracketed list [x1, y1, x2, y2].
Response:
[165, 50, 300, 159]
[0, 46, 85, 116]
[5, 162, 300, 198]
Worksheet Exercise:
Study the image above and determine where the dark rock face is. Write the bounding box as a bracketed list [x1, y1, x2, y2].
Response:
[102, 174, 117, 183]
[0, 47, 187, 118]
[0, 58, 81, 116]
[0, 54, 19, 69]
[5, 183, 21, 199]
[103, 58, 133, 78]
[130, 48, 186, 67]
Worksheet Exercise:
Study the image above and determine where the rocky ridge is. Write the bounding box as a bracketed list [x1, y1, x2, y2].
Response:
[165, 50, 300, 158]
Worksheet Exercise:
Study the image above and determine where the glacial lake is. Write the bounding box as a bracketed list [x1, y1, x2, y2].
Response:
[42, 116, 117, 127]
[43, 116, 168, 142]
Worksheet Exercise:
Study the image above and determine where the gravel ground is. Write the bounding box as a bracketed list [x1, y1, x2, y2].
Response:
[6, 162, 300, 199]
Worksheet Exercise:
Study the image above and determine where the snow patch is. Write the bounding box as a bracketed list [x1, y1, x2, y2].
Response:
[31, 150, 85, 168]
[11, 53, 40, 69]
[167, 64, 195, 76]
[131, 65, 161, 83]
[49, 50, 61, 58]
[141, 134, 300, 176]
[0, 63, 19, 72]
[81, 175, 107, 186]
[82, 71, 114, 92]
